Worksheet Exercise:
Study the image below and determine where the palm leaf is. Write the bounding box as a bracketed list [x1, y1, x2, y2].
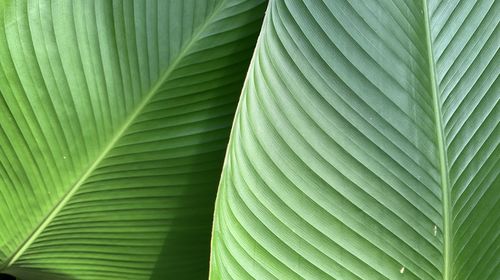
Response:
[0, 0, 265, 279]
[210, 0, 499, 279]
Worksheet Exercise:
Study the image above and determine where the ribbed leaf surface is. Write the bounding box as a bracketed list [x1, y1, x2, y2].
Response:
[0, 0, 265, 279]
[210, 0, 499, 279]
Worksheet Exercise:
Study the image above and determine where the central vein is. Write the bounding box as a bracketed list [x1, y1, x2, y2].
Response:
[1, 1, 225, 270]
[422, 1, 452, 279]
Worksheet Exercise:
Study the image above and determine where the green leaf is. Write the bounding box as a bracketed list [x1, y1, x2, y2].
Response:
[210, 0, 499, 279]
[0, 0, 265, 279]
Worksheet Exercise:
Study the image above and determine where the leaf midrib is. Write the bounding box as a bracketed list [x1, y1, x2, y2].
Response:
[422, 0, 452, 279]
[1, 1, 225, 270]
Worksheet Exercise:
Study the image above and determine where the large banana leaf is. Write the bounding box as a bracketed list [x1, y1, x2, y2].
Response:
[211, 0, 499, 279]
[0, 0, 265, 279]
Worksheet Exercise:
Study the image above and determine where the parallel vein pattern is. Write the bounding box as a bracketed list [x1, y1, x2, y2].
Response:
[0, 0, 265, 279]
[210, 0, 499, 279]
[430, 0, 499, 279]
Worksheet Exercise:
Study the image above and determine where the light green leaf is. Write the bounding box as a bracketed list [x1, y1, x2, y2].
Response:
[0, 0, 265, 279]
[210, 0, 499, 279]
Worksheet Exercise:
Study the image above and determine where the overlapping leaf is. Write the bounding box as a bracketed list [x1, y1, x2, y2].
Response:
[210, 0, 499, 279]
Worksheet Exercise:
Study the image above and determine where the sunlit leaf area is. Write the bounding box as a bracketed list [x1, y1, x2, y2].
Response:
[0, 0, 498, 279]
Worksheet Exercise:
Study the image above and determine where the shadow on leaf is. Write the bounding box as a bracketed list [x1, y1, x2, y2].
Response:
[4, 267, 76, 280]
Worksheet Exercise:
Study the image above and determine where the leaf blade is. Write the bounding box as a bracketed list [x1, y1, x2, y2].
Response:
[210, 0, 499, 279]
[0, 0, 266, 278]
